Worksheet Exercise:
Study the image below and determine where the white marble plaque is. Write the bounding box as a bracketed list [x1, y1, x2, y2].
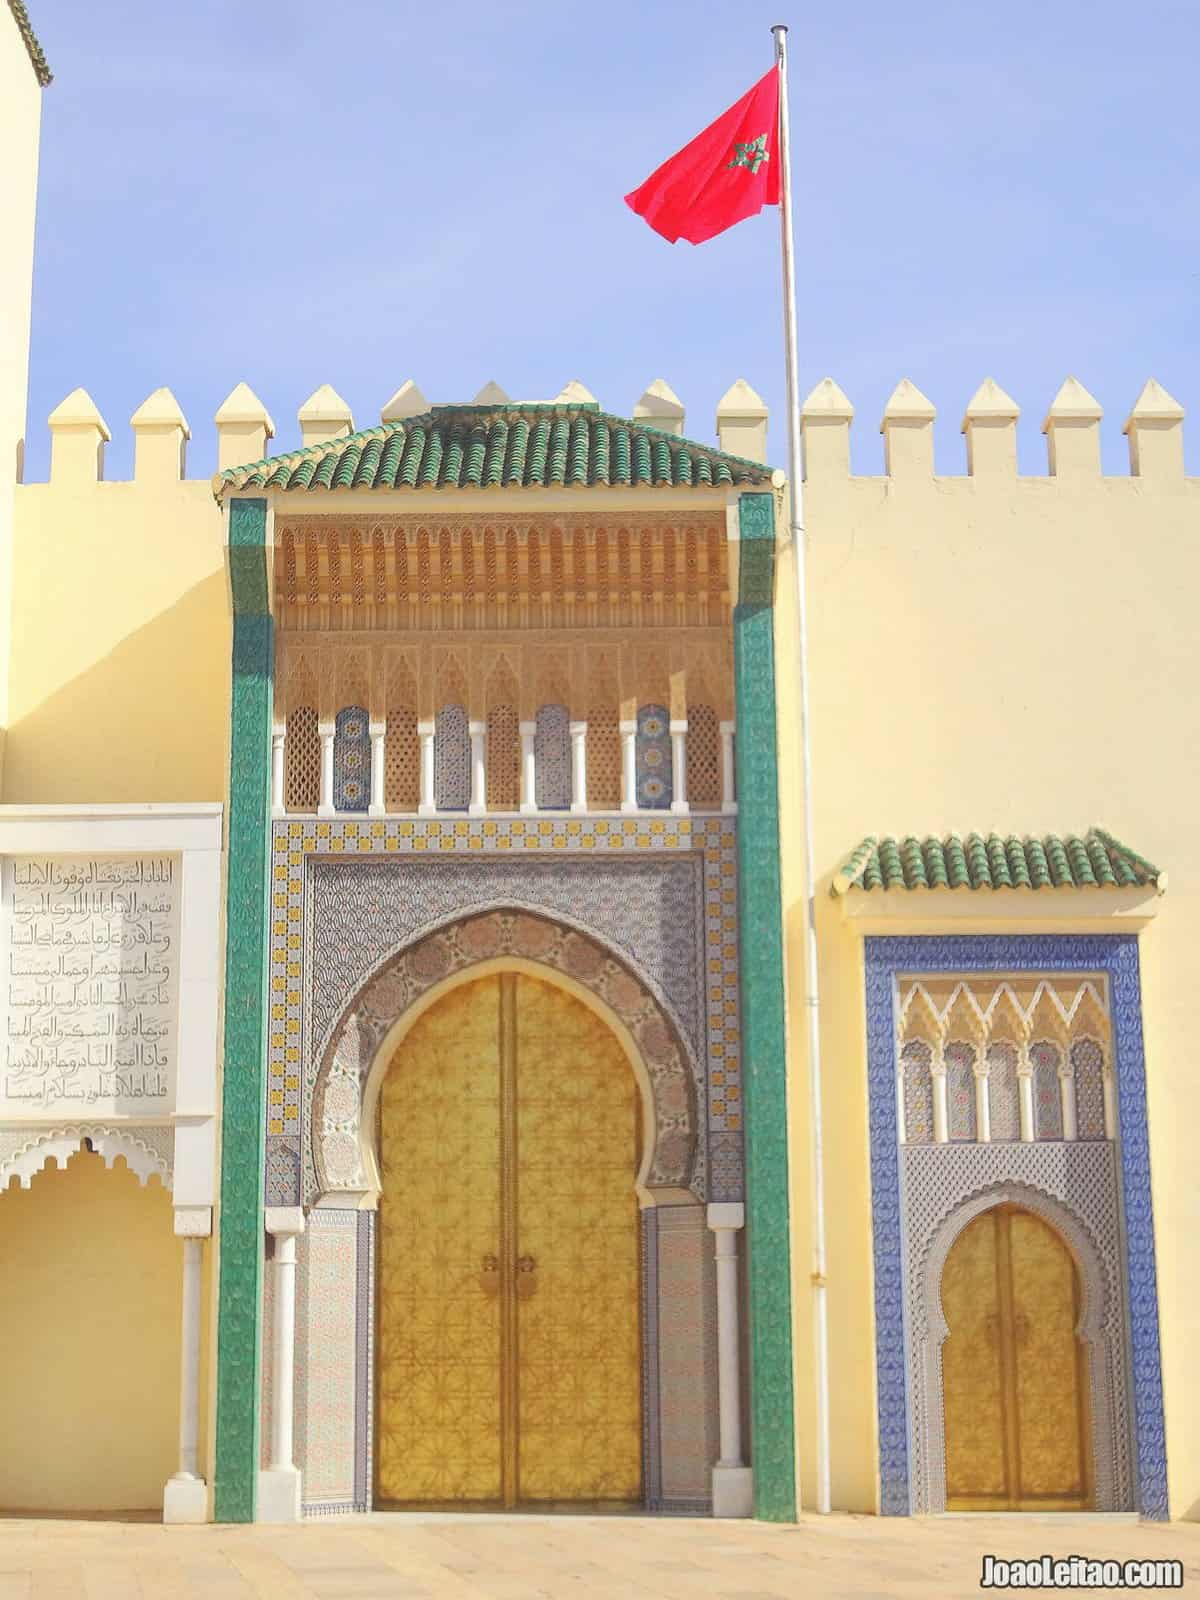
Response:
[1, 854, 181, 1117]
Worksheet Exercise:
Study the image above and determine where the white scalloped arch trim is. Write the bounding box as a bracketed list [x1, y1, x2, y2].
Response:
[1, 1126, 172, 1191]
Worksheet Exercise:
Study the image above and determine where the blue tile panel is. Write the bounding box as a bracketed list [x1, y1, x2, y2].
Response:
[863, 934, 1168, 1520]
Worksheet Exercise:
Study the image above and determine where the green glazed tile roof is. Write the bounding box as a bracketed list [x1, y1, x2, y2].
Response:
[832, 828, 1164, 895]
[215, 402, 772, 496]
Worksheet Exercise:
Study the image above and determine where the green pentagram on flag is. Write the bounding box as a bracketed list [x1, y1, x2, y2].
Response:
[727, 133, 769, 175]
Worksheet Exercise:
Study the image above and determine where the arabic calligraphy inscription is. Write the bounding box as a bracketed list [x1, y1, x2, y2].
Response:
[2, 855, 180, 1116]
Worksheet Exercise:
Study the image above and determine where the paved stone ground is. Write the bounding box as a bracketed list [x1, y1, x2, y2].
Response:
[0, 1513, 1196, 1598]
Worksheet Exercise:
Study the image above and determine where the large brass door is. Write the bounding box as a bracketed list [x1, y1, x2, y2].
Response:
[376, 972, 642, 1507]
[942, 1205, 1092, 1510]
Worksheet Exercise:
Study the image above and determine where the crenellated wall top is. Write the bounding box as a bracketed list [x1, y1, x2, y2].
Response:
[21, 378, 776, 490]
[801, 375, 1193, 485]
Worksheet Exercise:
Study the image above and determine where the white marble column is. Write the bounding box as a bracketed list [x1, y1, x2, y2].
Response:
[519, 721, 537, 813]
[620, 720, 638, 814]
[417, 719, 436, 815]
[1018, 1054, 1036, 1141]
[974, 1064, 991, 1142]
[569, 721, 588, 813]
[271, 728, 285, 816]
[368, 721, 386, 816]
[931, 1057, 949, 1144]
[163, 1206, 212, 1524]
[720, 720, 737, 813]
[259, 1207, 304, 1522]
[669, 719, 689, 815]
[469, 721, 487, 815]
[707, 1203, 752, 1517]
[317, 724, 335, 816]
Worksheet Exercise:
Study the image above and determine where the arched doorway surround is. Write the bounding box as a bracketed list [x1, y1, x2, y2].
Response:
[913, 1183, 1126, 1513]
[271, 907, 726, 1518]
[312, 910, 700, 1208]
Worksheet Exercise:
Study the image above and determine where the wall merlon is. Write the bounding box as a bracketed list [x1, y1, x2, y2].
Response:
[473, 381, 510, 405]
[47, 387, 111, 484]
[1124, 379, 1186, 481]
[962, 379, 1020, 478]
[800, 378, 852, 479]
[556, 379, 599, 408]
[298, 385, 353, 450]
[881, 379, 936, 479]
[380, 380, 428, 423]
[634, 379, 685, 437]
[716, 379, 768, 465]
[130, 387, 190, 483]
[1043, 377, 1103, 479]
[215, 383, 275, 473]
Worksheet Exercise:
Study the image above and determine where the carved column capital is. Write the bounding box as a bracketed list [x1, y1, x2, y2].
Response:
[265, 1205, 305, 1237]
[174, 1205, 213, 1238]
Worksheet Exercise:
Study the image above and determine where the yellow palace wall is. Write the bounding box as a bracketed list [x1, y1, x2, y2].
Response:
[1, 396, 230, 1509]
[4, 408, 229, 802]
[773, 382, 1200, 1519]
[0, 1152, 200, 1512]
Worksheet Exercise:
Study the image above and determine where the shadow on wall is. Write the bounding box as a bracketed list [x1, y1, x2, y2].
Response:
[2, 575, 230, 804]
[0, 1149, 183, 1514]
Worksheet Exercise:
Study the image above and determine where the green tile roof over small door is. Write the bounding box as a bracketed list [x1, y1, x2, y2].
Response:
[215, 402, 773, 495]
[831, 828, 1164, 895]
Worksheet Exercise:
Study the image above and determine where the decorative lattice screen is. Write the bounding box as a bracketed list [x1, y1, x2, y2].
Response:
[285, 706, 320, 812]
[586, 707, 621, 809]
[486, 704, 520, 810]
[686, 704, 720, 807]
[385, 707, 419, 812]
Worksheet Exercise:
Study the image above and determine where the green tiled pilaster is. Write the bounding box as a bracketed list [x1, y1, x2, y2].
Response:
[733, 490, 797, 1521]
[214, 497, 272, 1521]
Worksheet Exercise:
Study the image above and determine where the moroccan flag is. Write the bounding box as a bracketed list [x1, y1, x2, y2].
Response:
[625, 66, 781, 245]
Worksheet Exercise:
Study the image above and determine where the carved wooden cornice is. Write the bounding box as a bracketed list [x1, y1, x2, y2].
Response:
[273, 511, 732, 632]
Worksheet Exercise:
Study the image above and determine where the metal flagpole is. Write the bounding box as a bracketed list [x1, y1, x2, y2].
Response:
[771, 21, 831, 1516]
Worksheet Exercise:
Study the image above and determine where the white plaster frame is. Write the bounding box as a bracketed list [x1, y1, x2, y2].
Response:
[838, 884, 1161, 934]
[0, 804, 223, 1207]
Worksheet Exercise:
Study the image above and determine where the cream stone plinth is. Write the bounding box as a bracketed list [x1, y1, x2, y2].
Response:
[162, 1474, 207, 1524]
[711, 1464, 754, 1517]
[257, 1467, 303, 1525]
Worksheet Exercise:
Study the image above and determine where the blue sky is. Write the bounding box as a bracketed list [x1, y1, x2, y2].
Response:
[23, 0, 1199, 479]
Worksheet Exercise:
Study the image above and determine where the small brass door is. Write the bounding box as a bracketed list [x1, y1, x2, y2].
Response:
[376, 971, 641, 1507]
[941, 1204, 1092, 1511]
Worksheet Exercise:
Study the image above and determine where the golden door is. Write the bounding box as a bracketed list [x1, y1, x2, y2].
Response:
[942, 1205, 1092, 1511]
[376, 972, 642, 1507]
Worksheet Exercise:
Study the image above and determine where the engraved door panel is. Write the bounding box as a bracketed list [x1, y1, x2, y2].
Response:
[942, 1205, 1091, 1512]
[942, 1209, 1010, 1509]
[514, 974, 642, 1503]
[377, 977, 502, 1504]
[1009, 1209, 1091, 1508]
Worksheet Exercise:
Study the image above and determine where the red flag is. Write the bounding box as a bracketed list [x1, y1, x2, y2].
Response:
[625, 67, 781, 245]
